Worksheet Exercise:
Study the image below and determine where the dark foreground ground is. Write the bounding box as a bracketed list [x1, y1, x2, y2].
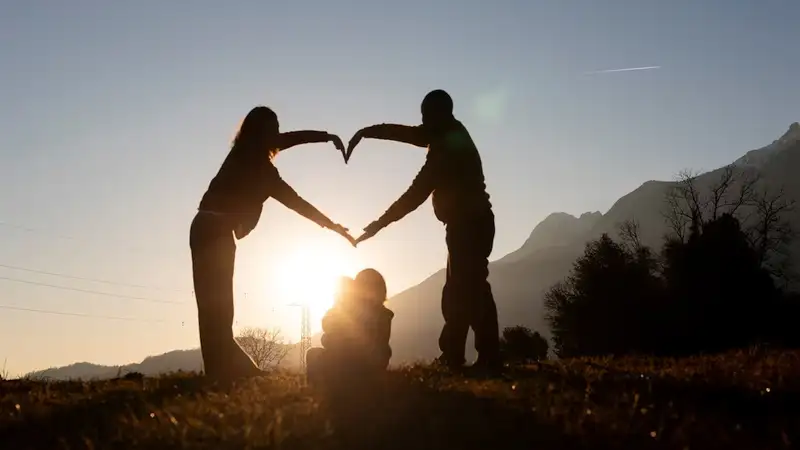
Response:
[1, 349, 799, 449]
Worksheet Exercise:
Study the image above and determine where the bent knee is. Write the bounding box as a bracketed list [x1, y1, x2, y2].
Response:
[306, 347, 325, 362]
[307, 348, 327, 370]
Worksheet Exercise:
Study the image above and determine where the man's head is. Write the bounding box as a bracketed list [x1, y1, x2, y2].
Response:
[420, 89, 454, 132]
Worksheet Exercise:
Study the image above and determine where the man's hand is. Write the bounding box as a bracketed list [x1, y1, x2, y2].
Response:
[345, 129, 365, 163]
[354, 220, 385, 246]
[328, 223, 357, 247]
[328, 134, 346, 163]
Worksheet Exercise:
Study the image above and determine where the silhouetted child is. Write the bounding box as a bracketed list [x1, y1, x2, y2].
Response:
[306, 269, 394, 387]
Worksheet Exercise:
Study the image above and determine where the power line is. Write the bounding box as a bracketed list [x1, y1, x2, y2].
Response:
[0, 219, 179, 256]
[0, 262, 187, 293]
[0, 304, 170, 323]
[0, 267, 290, 310]
[0, 221, 279, 300]
[0, 275, 187, 305]
[0, 220, 80, 241]
[0, 271, 283, 308]
[0, 222, 287, 309]
[0, 263, 277, 302]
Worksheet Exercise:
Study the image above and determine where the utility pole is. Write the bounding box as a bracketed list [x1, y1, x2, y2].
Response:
[287, 302, 311, 369]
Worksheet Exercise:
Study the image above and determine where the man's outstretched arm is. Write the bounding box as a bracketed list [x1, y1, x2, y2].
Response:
[378, 162, 436, 224]
[345, 124, 429, 163]
[358, 124, 429, 148]
[278, 131, 345, 153]
[357, 152, 441, 245]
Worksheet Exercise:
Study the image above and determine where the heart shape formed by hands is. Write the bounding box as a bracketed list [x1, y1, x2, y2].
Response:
[327, 220, 382, 248]
[327, 223, 357, 247]
[344, 129, 364, 164]
[322, 130, 386, 248]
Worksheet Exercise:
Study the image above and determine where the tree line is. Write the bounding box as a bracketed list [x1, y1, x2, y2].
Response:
[545, 165, 799, 358]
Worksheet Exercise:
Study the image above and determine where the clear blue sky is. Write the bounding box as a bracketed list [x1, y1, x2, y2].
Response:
[1, 0, 798, 376]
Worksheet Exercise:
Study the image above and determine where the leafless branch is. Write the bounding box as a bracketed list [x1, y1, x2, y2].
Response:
[725, 167, 760, 217]
[235, 327, 290, 369]
[745, 187, 796, 272]
[663, 165, 763, 242]
[708, 166, 735, 220]
[618, 219, 643, 252]
[663, 169, 703, 241]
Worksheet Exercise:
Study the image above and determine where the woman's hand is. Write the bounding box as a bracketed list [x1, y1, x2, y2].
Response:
[328, 134, 347, 162]
[328, 223, 357, 247]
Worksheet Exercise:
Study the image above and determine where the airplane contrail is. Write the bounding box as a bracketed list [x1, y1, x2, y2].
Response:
[585, 66, 661, 75]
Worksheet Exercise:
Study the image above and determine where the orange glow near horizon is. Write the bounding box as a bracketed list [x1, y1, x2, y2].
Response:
[273, 238, 363, 330]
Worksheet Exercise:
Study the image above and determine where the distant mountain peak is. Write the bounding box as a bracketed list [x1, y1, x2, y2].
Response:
[506, 211, 602, 259]
[526, 211, 602, 240]
[780, 122, 800, 143]
[578, 211, 603, 220]
[734, 122, 800, 167]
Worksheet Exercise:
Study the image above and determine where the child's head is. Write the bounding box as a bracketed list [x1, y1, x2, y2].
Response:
[353, 268, 387, 305]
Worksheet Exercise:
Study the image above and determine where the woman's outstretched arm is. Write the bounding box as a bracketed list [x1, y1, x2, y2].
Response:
[270, 172, 355, 245]
[270, 174, 333, 227]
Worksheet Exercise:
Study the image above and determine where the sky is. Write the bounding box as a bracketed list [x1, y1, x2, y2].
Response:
[0, 0, 798, 376]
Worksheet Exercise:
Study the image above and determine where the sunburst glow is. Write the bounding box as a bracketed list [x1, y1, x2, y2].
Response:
[273, 238, 362, 330]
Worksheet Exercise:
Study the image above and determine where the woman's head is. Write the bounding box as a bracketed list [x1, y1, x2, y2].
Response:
[334, 276, 355, 306]
[354, 268, 387, 304]
[232, 106, 280, 158]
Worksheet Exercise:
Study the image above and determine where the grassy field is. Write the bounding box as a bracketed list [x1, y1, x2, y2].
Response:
[1, 349, 799, 449]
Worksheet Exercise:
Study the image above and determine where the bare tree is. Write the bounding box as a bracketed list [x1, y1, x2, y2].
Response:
[746, 187, 797, 283]
[708, 165, 760, 220]
[618, 219, 644, 252]
[663, 169, 703, 242]
[662, 163, 797, 284]
[663, 165, 760, 242]
[618, 219, 662, 274]
[235, 327, 290, 369]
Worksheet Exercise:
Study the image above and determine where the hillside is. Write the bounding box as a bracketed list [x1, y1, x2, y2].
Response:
[3, 350, 798, 449]
[388, 122, 800, 364]
[25, 344, 315, 381]
[26, 349, 205, 381]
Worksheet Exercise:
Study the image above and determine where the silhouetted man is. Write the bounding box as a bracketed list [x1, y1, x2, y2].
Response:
[346, 89, 501, 371]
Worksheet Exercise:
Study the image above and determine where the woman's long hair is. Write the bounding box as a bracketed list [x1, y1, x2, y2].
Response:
[231, 106, 280, 160]
[334, 276, 356, 304]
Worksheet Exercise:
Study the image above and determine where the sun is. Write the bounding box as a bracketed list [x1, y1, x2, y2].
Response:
[273, 238, 362, 327]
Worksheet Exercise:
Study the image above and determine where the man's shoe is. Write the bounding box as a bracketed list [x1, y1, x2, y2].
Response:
[466, 357, 505, 378]
[432, 354, 466, 371]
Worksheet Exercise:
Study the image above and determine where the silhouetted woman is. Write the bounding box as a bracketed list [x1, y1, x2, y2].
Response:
[191, 106, 352, 382]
